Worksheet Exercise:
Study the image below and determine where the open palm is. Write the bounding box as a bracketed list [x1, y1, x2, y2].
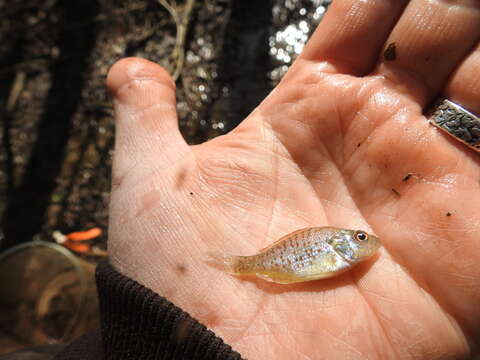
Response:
[107, 1, 480, 358]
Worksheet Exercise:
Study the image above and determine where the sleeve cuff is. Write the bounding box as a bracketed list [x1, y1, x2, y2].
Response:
[95, 261, 243, 359]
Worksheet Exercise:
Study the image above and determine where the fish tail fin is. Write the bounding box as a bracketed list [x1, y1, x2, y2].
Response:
[205, 251, 239, 274]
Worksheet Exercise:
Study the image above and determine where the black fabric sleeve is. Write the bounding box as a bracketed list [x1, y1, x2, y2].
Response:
[54, 261, 244, 360]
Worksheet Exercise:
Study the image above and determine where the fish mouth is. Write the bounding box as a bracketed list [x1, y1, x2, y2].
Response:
[365, 236, 381, 259]
[358, 235, 381, 260]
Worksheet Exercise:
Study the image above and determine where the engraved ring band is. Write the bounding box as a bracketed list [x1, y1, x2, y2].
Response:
[429, 99, 480, 152]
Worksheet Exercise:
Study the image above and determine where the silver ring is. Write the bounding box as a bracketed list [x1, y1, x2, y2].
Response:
[428, 99, 480, 152]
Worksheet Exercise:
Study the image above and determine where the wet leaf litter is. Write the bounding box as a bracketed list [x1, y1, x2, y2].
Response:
[207, 227, 380, 284]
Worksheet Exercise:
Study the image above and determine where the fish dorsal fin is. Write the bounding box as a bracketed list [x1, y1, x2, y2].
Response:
[258, 227, 322, 253]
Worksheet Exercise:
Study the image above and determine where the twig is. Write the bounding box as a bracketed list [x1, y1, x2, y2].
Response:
[1, 72, 25, 205]
[158, 0, 179, 22]
[6, 71, 26, 112]
[158, 0, 196, 80]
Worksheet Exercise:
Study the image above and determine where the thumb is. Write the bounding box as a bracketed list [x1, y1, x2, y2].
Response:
[107, 57, 189, 188]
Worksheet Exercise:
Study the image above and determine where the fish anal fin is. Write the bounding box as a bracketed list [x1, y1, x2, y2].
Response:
[255, 272, 276, 283]
[255, 272, 298, 284]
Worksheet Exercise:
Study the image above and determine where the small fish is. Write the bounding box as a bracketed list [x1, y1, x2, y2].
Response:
[207, 227, 380, 284]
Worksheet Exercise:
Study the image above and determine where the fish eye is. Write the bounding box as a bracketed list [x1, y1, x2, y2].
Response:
[354, 231, 368, 242]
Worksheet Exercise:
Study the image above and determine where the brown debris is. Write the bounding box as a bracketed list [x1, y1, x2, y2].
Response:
[176, 264, 187, 274]
[384, 42, 396, 61]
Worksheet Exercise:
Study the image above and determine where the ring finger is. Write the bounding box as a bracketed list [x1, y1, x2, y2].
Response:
[430, 41, 480, 152]
[444, 42, 480, 115]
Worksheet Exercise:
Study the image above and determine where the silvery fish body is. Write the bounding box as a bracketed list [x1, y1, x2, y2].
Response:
[208, 227, 380, 284]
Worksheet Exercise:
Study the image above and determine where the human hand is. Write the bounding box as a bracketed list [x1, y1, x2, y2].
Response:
[106, 1, 480, 358]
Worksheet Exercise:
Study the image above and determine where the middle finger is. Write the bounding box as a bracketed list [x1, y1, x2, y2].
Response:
[375, 0, 480, 106]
